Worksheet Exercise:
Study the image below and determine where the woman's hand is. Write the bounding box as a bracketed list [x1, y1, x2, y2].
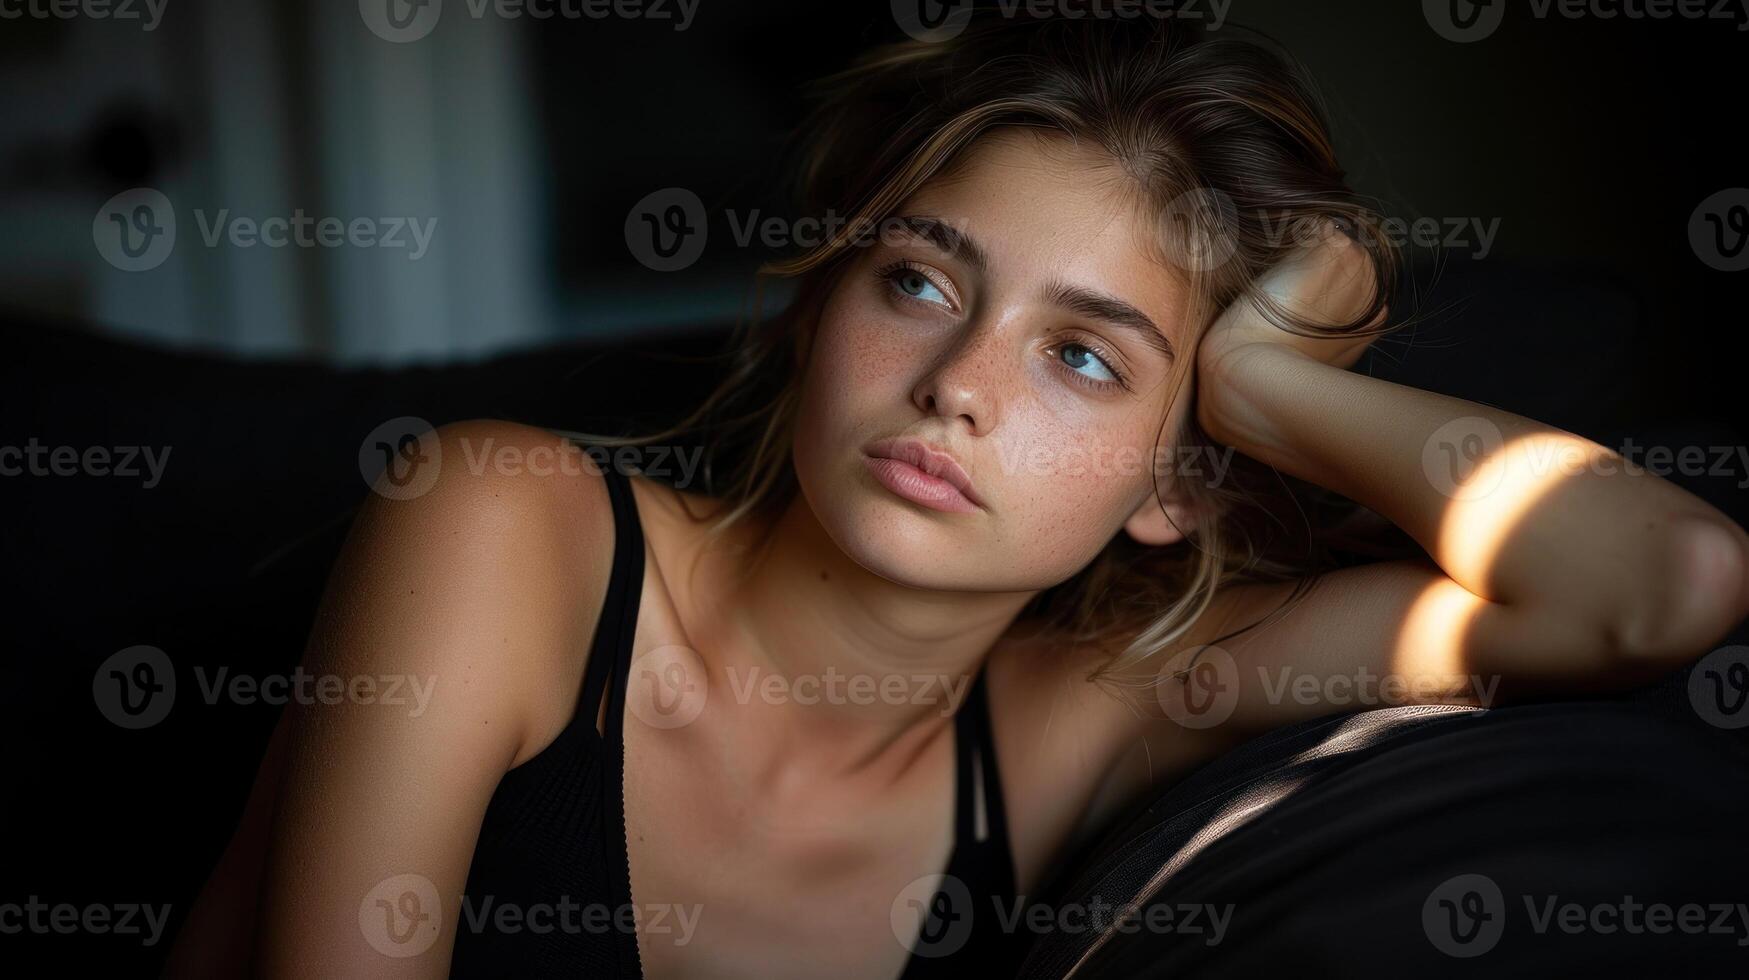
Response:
[1196, 223, 1383, 376]
[1194, 222, 1384, 443]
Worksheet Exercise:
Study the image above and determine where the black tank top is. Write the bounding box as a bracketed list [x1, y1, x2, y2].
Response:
[449, 453, 1025, 978]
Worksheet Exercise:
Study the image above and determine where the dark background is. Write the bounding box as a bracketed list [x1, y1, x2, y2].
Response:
[3, 0, 1747, 973]
[0, 0, 1743, 391]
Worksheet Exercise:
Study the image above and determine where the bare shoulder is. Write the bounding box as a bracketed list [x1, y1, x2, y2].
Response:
[207, 419, 627, 975]
[346, 418, 620, 766]
[996, 573, 1321, 726]
[982, 602, 1229, 768]
[985, 559, 1521, 868]
[977, 589, 1266, 889]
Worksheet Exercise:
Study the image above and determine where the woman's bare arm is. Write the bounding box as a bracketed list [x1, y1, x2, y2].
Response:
[162, 697, 295, 978]
[1069, 237, 1748, 785]
[1189, 237, 1749, 686]
[166, 421, 611, 978]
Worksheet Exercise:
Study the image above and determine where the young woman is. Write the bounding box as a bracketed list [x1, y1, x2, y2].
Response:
[167, 14, 1748, 980]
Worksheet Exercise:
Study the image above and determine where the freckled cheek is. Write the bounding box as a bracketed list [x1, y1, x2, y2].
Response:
[995, 490, 1136, 581]
[989, 413, 1150, 570]
[808, 311, 926, 416]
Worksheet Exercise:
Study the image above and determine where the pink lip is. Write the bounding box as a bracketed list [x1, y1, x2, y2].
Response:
[861, 438, 985, 514]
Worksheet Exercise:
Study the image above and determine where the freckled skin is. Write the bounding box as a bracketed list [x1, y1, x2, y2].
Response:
[793, 130, 1201, 592]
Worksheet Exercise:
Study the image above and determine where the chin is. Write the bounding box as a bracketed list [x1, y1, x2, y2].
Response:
[798, 450, 980, 589]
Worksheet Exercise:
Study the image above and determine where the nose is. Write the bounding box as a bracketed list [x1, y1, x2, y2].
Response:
[910, 320, 1004, 436]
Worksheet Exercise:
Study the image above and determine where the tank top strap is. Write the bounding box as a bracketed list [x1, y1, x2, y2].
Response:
[952, 665, 1014, 861]
[576, 446, 646, 750]
[900, 666, 1023, 978]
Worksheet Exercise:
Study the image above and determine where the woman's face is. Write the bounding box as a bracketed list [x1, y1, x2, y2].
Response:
[792, 129, 1199, 593]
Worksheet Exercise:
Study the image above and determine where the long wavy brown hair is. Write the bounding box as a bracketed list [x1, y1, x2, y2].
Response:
[579, 11, 1413, 686]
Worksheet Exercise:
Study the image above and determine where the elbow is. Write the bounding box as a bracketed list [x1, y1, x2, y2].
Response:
[1610, 515, 1749, 666]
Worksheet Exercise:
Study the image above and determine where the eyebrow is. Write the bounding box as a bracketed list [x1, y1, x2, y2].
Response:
[893, 215, 990, 275]
[891, 214, 1175, 362]
[1045, 280, 1176, 361]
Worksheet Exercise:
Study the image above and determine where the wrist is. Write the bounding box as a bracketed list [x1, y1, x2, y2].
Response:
[1195, 342, 1311, 446]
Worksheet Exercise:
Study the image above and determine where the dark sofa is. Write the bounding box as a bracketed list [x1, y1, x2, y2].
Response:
[4, 257, 1746, 976]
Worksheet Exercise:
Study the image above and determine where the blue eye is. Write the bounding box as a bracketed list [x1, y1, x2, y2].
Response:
[883, 265, 951, 308]
[1059, 342, 1119, 383]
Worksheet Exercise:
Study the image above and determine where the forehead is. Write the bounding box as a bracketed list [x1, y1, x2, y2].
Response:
[896, 129, 1189, 335]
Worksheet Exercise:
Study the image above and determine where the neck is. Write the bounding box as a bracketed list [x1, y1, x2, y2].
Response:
[700, 490, 1036, 788]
